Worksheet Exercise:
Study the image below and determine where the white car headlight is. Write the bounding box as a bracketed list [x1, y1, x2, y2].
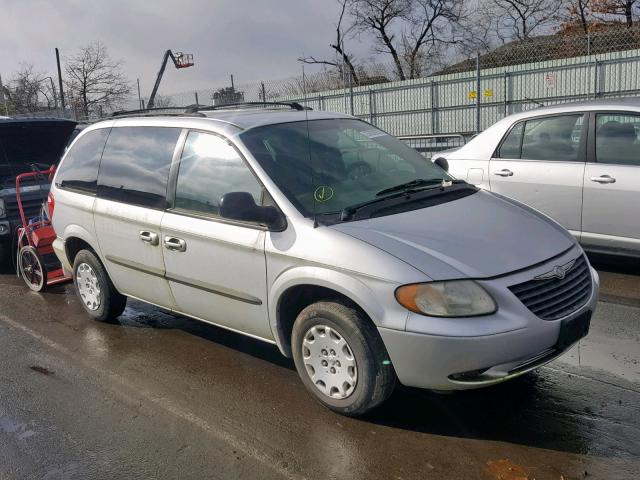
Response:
[395, 280, 496, 317]
[0, 198, 5, 218]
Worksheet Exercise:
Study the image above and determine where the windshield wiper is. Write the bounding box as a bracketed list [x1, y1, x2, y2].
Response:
[375, 178, 462, 197]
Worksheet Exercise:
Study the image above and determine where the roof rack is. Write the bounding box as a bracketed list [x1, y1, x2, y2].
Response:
[111, 106, 206, 118]
[187, 101, 310, 113]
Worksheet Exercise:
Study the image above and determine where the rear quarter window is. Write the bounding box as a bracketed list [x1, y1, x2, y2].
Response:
[97, 126, 181, 209]
[55, 128, 110, 194]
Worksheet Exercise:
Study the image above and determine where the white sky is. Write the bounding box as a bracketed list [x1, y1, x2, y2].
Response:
[0, 0, 374, 98]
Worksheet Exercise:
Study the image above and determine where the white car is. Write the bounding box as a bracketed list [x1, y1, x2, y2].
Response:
[437, 98, 640, 258]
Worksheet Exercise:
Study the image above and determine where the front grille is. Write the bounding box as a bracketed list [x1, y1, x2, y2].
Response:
[4, 196, 45, 220]
[509, 255, 592, 320]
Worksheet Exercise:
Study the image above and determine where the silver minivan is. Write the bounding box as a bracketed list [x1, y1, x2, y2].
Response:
[439, 99, 640, 258]
[50, 104, 599, 415]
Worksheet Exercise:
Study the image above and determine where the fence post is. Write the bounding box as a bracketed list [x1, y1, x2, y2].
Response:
[503, 71, 509, 117]
[430, 80, 437, 135]
[369, 89, 377, 126]
[194, 91, 199, 106]
[261, 82, 266, 105]
[348, 70, 354, 116]
[476, 52, 481, 133]
[593, 59, 599, 99]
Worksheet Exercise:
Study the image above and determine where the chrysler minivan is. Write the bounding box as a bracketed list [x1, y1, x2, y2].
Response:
[50, 104, 599, 415]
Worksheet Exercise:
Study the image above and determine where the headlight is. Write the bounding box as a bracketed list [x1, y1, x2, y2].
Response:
[395, 280, 496, 317]
[0, 198, 5, 218]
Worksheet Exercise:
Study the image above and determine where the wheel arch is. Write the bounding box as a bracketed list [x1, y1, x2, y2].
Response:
[61, 225, 101, 267]
[269, 267, 386, 357]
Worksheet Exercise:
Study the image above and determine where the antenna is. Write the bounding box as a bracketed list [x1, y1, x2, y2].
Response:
[301, 62, 318, 228]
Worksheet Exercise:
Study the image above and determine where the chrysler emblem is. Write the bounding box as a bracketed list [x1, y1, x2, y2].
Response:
[534, 259, 576, 281]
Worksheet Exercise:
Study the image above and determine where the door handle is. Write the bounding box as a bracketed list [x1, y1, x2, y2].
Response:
[494, 169, 514, 177]
[590, 175, 616, 184]
[163, 236, 187, 252]
[139, 230, 159, 246]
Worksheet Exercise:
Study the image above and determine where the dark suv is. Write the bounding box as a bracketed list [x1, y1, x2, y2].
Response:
[0, 117, 77, 262]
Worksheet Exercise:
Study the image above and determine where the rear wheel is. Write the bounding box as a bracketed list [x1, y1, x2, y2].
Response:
[73, 249, 127, 322]
[292, 300, 396, 416]
[18, 246, 47, 291]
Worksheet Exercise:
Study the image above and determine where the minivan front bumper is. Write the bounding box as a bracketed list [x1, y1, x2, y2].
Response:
[378, 250, 599, 391]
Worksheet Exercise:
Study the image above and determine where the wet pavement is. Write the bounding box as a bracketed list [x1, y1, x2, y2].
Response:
[0, 257, 638, 480]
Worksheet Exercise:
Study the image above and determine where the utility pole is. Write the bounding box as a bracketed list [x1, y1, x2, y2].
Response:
[55, 48, 66, 111]
[230, 74, 234, 90]
[0, 74, 8, 116]
[137, 78, 143, 109]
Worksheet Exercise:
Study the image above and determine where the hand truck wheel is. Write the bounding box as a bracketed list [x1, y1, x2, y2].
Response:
[18, 245, 47, 292]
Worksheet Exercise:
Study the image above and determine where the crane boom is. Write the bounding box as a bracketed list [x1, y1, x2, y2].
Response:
[147, 50, 194, 109]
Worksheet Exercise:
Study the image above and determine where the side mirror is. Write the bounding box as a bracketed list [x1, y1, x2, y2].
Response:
[433, 157, 449, 172]
[220, 192, 283, 229]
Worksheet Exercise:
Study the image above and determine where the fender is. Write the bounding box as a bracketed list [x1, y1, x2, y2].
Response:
[61, 224, 103, 264]
[268, 265, 393, 355]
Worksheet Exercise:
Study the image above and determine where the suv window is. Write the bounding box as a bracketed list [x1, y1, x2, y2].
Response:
[174, 131, 264, 217]
[596, 113, 640, 166]
[56, 128, 110, 194]
[97, 126, 181, 209]
[497, 115, 584, 161]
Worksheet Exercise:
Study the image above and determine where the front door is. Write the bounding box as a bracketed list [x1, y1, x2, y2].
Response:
[94, 125, 182, 308]
[161, 130, 272, 340]
[582, 112, 640, 253]
[489, 114, 587, 236]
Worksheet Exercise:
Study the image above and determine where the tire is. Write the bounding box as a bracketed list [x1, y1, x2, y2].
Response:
[73, 249, 127, 322]
[292, 300, 396, 416]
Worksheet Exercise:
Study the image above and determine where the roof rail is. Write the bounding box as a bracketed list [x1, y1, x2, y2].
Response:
[188, 101, 310, 113]
[111, 106, 207, 118]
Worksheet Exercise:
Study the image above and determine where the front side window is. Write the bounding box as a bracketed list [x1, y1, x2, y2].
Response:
[596, 113, 640, 166]
[174, 131, 264, 217]
[97, 126, 181, 209]
[56, 128, 110, 194]
[240, 119, 454, 217]
[520, 115, 584, 162]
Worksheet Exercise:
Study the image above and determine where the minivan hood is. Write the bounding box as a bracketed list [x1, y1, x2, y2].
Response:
[331, 190, 575, 280]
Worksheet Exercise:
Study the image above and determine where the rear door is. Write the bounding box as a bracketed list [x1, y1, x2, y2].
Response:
[161, 130, 272, 340]
[94, 125, 182, 308]
[582, 112, 640, 254]
[489, 114, 587, 236]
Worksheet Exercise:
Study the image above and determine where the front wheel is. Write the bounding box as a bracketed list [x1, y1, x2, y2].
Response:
[292, 300, 396, 416]
[73, 249, 127, 322]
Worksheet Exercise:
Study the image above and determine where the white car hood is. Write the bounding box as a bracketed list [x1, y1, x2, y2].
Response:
[331, 190, 575, 280]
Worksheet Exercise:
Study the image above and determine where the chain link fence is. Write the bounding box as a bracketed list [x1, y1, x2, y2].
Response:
[5, 25, 640, 158]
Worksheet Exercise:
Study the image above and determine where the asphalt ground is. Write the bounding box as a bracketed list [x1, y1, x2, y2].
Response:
[0, 254, 638, 480]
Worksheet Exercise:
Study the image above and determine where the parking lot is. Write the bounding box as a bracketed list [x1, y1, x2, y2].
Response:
[0, 255, 637, 480]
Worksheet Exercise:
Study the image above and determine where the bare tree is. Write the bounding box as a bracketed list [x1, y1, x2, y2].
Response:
[152, 94, 174, 108]
[401, 0, 467, 78]
[350, 0, 411, 79]
[64, 42, 131, 117]
[481, 0, 565, 42]
[349, 0, 464, 80]
[560, 0, 594, 33]
[593, 0, 639, 26]
[3, 64, 55, 113]
[299, 0, 361, 85]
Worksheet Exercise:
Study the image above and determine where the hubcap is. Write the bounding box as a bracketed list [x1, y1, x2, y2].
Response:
[302, 324, 357, 399]
[76, 263, 101, 311]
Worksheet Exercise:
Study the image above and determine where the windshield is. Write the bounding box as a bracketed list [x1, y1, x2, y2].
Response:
[240, 119, 453, 217]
